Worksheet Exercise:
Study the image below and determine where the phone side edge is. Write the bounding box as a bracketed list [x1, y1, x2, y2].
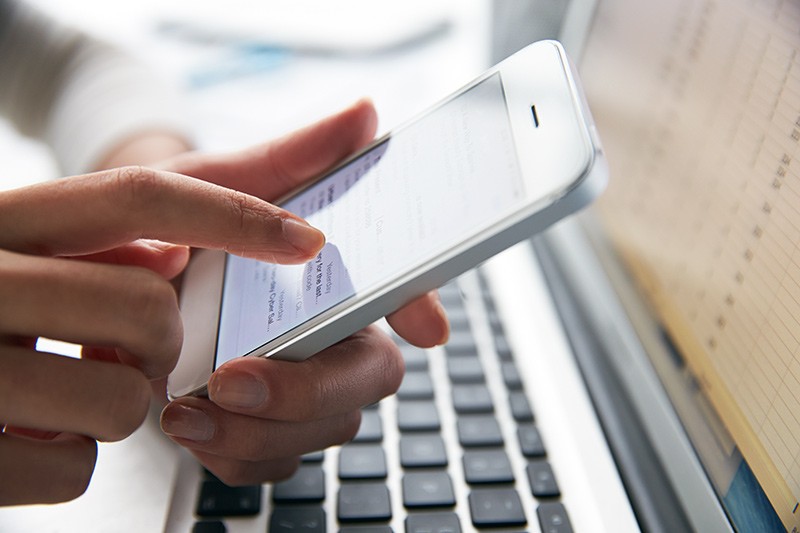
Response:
[167, 249, 225, 399]
[268, 146, 606, 363]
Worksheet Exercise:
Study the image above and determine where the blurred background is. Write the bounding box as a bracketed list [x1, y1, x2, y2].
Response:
[0, 0, 507, 189]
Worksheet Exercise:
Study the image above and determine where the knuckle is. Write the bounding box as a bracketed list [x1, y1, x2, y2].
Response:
[301, 380, 332, 422]
[373, 334, 405, 397]
[222, 190, 281, 256]
[265, 141, 297, 190]
[226, 190, 251, 232]
[278, 362, 336, 422]
[295, 329, 405, 420]
[349, 328, 406, 398]
[222, 189, 283, 256]
[110, 166, 161, 210]
[225, 189, 266, 232]
[295, 368, 351, 422]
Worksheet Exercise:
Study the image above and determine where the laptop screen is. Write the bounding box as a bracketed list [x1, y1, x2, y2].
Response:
[579, 0, 799, 530]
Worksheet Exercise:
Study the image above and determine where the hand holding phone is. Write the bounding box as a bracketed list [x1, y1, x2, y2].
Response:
[169, 40, 606, 399]
[158, 102, 445, 484]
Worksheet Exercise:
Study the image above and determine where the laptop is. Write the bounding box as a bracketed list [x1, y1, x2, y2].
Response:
[3, 0, 798, 531]
[167, 0, 800, 530]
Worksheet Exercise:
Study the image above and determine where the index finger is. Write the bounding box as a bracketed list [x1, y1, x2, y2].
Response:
[0, 167, 325, 263]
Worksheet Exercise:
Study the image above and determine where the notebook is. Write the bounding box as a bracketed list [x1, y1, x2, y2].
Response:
[3, 0, 798, 531]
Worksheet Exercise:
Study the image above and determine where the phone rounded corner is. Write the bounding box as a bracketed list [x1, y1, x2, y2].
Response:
[166, 372, 210, 400]
[568, 145, 609, 211]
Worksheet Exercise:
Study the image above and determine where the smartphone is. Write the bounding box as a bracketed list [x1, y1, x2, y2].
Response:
[168, 40, 606, 399]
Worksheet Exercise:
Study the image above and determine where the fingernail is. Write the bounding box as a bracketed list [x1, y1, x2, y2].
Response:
[282, 218, 325, 256]
[209, 371, 267, 409]
[161, 404, 215, 442]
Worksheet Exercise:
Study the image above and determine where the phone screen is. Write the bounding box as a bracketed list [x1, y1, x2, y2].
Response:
[215, 73, 525, 368]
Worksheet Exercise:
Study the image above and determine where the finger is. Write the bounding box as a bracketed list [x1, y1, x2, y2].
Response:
[190, 450, 300, 486]
[76, 240, 190, 280]
[160, 397, 361, 462]
[0, 250, 182, 378]
[0, 346, 151, 441]
[206, 326, 404, 419]
[386, 290, 450, 348]
[164, 98, 379, 201]
[0, 167, 324, 264]
[0, 432, 97, 505]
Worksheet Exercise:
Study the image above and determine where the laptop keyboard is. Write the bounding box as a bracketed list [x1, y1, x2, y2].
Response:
[190, 272, 574, 532]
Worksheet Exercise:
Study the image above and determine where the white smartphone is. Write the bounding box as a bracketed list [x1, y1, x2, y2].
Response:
[168, 40, 606, 399]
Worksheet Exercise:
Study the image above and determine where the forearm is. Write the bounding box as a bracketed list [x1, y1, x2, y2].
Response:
[0, 1, 191, 174]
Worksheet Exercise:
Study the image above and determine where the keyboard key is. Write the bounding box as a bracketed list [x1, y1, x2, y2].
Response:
[484, 309, 505, 335]
[337, 483, 392, 523]
[526, 460, 560, 498]
[467, 488, 526, 528]
[402, 471, 456, 508]
[493, 334, 513, 359]
[500, 361, 523, 390]
[443, 330, 478, 356]
[397, 401, 441, 432]
[445, 305, 470, 331]
[437, 283, 463, 305]
[338, 444, 387, 480]
[537, 502, 574, 533]
[508, 391, 535, 422]
[272, 464, 325, 503]
[446, 356, 485, 383]
[339, 527, 392, 533]
[398, 371, 435, 399]
[451, 384, 494, 414]
[399, 434, 448, 468]
[517, 425, 546, 457]
[406, 511, 462, 533]
[269, 506, 326, 532]
[352, 409, 383, 443]
[192, 521, 225, 533]
[462, 450, 514, 484]
[196, 479, 261, 517]
[457, 415, 503, 447]
[399, 343, 429, 370]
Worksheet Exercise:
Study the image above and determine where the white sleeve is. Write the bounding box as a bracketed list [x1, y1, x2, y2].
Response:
[0, 0, 190, 175]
